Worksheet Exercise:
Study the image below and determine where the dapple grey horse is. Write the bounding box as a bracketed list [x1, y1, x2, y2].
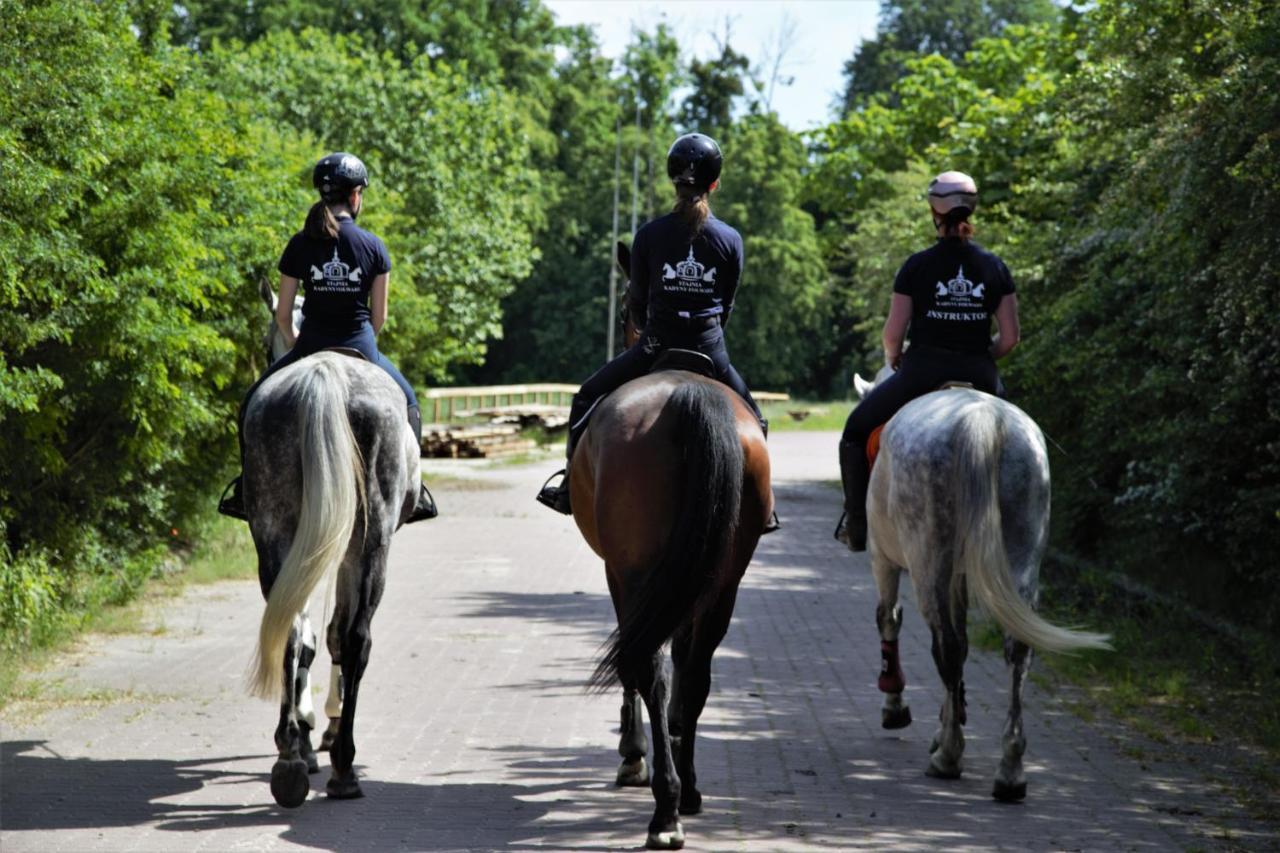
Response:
[853, 369, 1109, 801]
[244, 281, 421, 808]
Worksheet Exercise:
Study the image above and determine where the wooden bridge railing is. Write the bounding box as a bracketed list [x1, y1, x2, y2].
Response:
[422, 384, 790, 423]
[422, 383, 580, 423]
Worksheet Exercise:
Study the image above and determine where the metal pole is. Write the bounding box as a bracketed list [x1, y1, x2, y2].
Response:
[630, 99, 641, 237]
[606, 114, 621, 362]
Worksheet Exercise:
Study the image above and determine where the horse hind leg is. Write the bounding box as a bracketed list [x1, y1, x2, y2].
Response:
[923, 579, 968, 780]
[326, 549, 386, 801]
[294, 609, 321, 774]
[616, 685, 650, 787]
[872, 554, 912, 729]
[993, 638, 1032, 802]
[270, 615, 312, 808]
[631, 649, 684, 850]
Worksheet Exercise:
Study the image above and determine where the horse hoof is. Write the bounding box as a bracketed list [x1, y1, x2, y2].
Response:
[325, 774, 364, 800]
[992, 779, 1027, 802]
[645, 821, 685, 850]
[882, 705, 913, 729]
[678, 788, 702, 816]
[616, 757, 650, 787]
[925, 760, 962, 780]
[270, 759, 311, 808]
[305, 750, 321, 774]
[318, 723, 339, 752]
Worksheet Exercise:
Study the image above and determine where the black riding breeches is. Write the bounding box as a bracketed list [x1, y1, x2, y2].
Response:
[567, 320, 762, 455]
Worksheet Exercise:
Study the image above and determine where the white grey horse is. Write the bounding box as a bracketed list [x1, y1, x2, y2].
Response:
[853, 370, 1110, 801]
[244, 282, 421, 808]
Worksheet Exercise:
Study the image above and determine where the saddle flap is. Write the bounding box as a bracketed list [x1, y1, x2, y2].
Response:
[651, 348, 715, 378]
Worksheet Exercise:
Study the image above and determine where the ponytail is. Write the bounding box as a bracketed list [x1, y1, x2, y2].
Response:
[304, 200, 341, 241]
[673, 184, 711, 236]
[937, 208, 975, 240]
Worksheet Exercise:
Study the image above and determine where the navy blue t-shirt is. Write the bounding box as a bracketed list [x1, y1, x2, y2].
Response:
[629, 212, 744, 325]
[893, 238, 1015, 353]
[278, 218, 391, 333]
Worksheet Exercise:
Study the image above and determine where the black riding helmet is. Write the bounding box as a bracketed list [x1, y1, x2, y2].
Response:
[667, 133, 722, 193]
[313, 152, 369, 203]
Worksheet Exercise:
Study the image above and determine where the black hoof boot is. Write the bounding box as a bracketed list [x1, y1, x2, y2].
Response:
[217, 476, 248, 521]
[536, 470, 572, 515]
[992, 779, 1027, 802]
[406, 481, 438, 523]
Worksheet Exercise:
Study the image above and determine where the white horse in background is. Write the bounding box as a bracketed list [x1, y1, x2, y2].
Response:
[852, 368, 1110, 801]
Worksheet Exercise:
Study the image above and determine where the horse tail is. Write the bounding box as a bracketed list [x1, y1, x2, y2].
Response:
[589, 382, 744, 692]
[248, 356, 365, 699]
[954, 403, 1111, 654]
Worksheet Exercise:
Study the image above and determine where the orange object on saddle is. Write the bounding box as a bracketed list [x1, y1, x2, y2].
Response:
[867, 424, 885, 469]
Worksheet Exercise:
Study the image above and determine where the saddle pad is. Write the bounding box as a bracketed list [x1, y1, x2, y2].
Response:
[323, 346, 369, 362]
[867, 424, 885, 469]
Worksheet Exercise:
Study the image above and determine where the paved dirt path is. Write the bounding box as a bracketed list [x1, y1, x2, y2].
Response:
[1, 432, 1269, 851]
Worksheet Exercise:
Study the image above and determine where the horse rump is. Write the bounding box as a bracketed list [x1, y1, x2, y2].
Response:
[589, 381, 744, 691]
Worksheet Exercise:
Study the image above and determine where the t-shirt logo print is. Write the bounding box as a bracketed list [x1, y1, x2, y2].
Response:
[661, 247, 718, 294]
[310, 248, 363, 292]
[934, 266, 985, 304]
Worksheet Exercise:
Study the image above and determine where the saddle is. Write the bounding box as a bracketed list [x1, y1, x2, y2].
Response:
[866, 381, 978, 468]
[651, 348, 715, 378]
[323, 346, 369, 361]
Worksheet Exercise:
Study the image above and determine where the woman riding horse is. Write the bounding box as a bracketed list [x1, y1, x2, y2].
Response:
[219, 152, 435, 523]
[836, 171, 1021, 550]
[538, 133, 768, 518]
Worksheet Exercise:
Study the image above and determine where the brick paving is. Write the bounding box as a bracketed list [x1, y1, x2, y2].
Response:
[1, 432, 1272, 851]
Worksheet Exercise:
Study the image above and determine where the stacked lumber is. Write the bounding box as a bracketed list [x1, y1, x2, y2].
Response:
[420, 424, 538, 459]
[454, 403, 570, 431]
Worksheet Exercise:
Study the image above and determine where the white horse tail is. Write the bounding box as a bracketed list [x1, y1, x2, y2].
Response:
[249, 356, 365, 699]
[954, 404, 1111, 654]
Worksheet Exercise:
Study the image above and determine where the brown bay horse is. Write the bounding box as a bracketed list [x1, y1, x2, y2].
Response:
[570, 247, 772, 849]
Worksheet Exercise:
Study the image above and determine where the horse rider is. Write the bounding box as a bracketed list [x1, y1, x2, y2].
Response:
[835, 170, 1021, 551]
[218, 152, 436, 523]
[537, 132, 774, 529]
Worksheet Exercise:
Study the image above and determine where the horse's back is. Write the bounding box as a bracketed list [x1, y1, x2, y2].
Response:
[244, 352, 417, 562]
[572, 371, 769, 562]
[873, 390, 1049, 567]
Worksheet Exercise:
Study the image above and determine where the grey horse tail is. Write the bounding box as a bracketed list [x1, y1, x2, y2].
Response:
[953, 403, 1111, 654]
[589, 382, 744, 692]
[248, 354, 366, 699]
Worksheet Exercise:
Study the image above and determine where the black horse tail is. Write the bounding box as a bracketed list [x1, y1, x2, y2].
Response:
[589, 382, 744, 692]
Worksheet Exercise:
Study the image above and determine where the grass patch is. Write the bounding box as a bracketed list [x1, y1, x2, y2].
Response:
[1037, 553, 1280, 812]
[759, 398, 855, 432]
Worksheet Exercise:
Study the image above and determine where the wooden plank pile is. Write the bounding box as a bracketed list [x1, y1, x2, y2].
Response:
[420, 424, 538, 459]
[455, 404, 570, 431]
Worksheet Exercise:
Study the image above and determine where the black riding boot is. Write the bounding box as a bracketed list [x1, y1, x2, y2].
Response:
[758, 418, 781, 535]
[537, 396, 588, 515]
[835, 438, 869, 551]
[405, 405, 438, 523]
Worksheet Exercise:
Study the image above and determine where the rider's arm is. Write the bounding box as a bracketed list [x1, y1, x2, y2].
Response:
[721, 236, 745, 329]
[370, 273, 389, 334]
[882, 293, 912, 370]
[276, 275, 299, 349]
[990, 293, 1021, 359]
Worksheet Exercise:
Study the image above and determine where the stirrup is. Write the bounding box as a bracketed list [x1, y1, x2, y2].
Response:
[763, 510, 781, 535]
[834, 511, 866, 552]
[406, 482, 438, 524]
[536, 469, 572, 515]
[217, 477, 248, 522]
